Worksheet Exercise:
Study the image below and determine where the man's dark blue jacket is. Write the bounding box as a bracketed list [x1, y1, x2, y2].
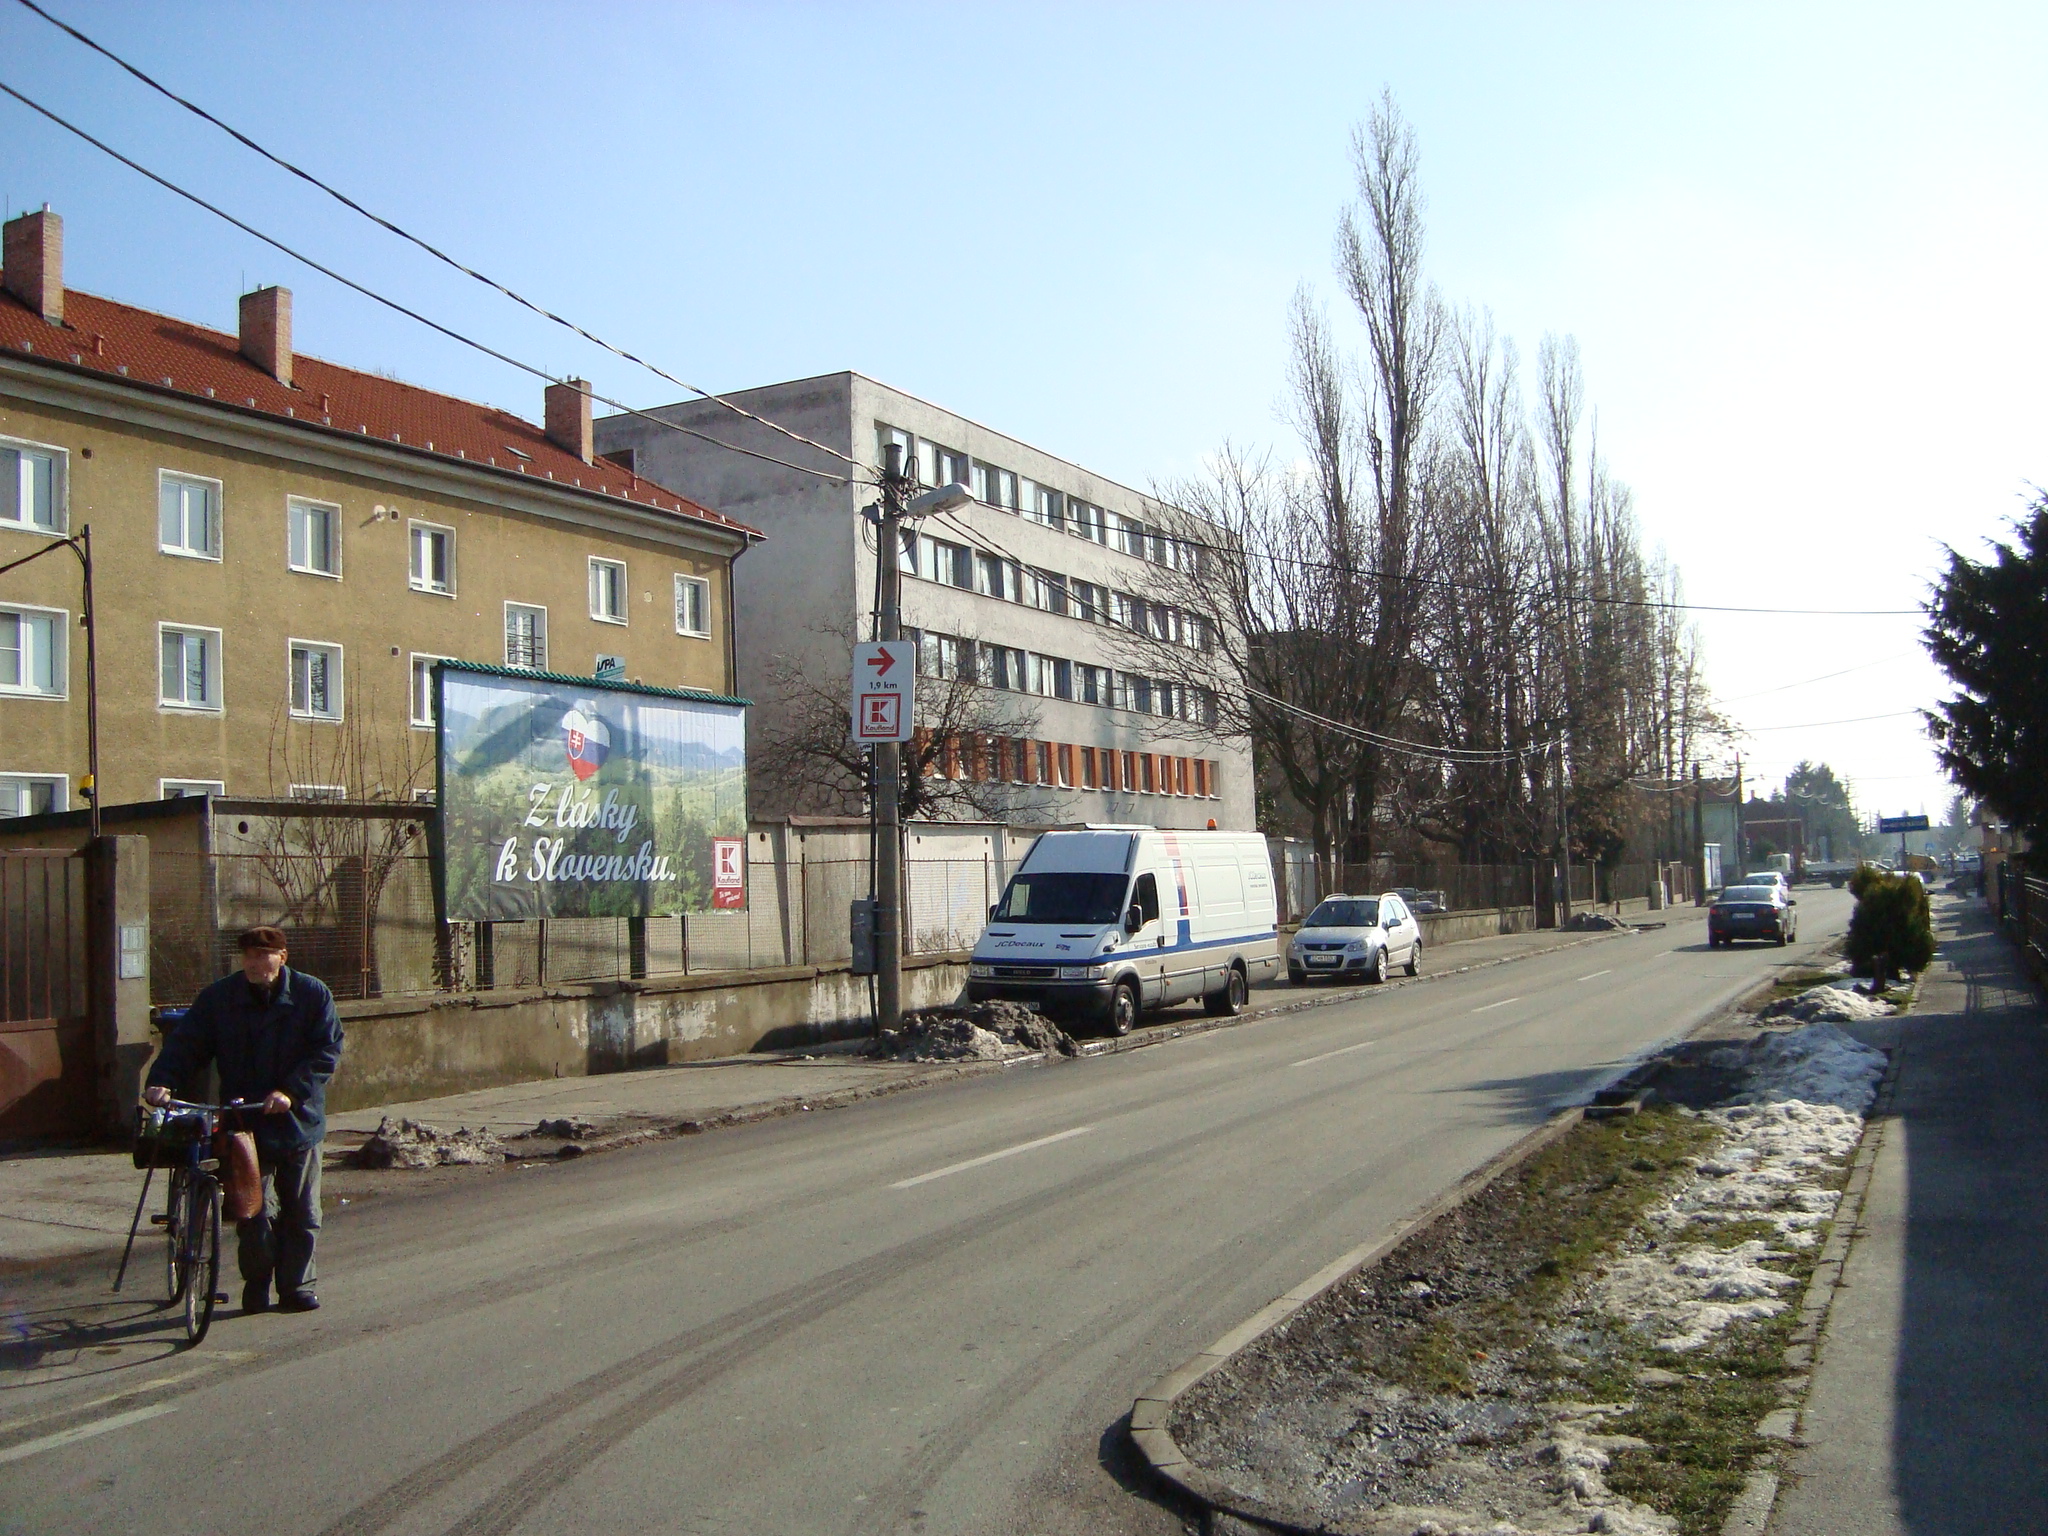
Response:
[146, 967, 344, 1152]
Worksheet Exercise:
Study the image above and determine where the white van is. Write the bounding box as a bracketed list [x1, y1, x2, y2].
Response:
[966, 828, 1280, 1035]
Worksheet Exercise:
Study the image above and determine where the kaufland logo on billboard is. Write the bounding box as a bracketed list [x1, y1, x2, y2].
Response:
[562, 708, 612, 782]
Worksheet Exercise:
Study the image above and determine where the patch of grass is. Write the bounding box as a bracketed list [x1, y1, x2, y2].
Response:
[1599, 1306, 1811, 1534]
[1739, 969, 1840, 1013]
[1365, 1108, 1719, 1390]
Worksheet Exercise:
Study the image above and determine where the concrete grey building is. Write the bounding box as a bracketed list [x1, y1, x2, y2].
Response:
[595, 372, 1252, 831]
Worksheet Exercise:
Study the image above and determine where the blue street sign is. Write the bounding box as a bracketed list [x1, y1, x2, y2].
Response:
[1877, 814, 1930, 834]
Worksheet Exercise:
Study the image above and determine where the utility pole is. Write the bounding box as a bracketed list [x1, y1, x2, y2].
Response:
[866, 448, 972, 1035]
[1557, 738, 1573, 925]
[1692, 762, 1705, 905]
[1734, 755, 1745, 879]
[873, 446, 911, 1035]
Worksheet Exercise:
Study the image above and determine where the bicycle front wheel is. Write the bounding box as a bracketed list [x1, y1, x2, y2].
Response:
[164, 1166, 190, 1303]
[182, 1174, 220, 1346]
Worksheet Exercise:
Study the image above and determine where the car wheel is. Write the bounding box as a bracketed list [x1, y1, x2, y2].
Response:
[1109, 980, 1139, 1037]
[1205, 966, 1248, 1017]
[1404, 938, 1421, 977]
[1776, 928, 1789, 946]
[1367, 947, 1389, 985]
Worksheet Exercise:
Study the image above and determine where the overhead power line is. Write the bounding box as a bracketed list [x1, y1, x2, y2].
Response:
[0, 78, 855, 490]
[12, 0, 863, 476]
[1738, 709, 1925, 733]
[1245, 688, 1562, 764]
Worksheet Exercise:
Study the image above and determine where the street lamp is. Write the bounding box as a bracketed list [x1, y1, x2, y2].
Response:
[869, 455, 976, 1034]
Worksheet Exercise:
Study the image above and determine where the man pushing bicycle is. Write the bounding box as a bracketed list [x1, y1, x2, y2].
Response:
[145, 926, 344, 1315]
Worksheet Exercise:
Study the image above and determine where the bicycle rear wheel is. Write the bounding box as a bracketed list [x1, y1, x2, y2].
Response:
[182, 1174, 220, 1346]
[164, 1166, 190, 1303]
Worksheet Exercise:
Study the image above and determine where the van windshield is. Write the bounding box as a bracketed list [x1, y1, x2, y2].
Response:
[995, 872, 1129, 925]
[1305, 899, 1379, 928]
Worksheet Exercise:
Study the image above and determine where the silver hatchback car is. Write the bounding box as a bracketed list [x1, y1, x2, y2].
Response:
[1287, 892, 1423, 985]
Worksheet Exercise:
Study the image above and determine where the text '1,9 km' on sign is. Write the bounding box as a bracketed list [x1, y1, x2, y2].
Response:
[852, 640, 916, 744]
[435, 661, 750, 920]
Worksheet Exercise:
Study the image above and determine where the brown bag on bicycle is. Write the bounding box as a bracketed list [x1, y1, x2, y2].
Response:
[214, 1129, 263, 1220]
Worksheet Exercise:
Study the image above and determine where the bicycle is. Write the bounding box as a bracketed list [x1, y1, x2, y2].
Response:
[117, 1098, 260, 1346]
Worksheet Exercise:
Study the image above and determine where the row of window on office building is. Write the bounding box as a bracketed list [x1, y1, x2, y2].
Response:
[919, 730, 1223, 800]
[878, 425, 1203, 574]
[897, 528, 1212, 652]
[901, 625, 1219, 725]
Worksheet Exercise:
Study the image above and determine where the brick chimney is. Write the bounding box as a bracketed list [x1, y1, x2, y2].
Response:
[3, 206, 63, 326]
[545, 378, 593, 463]
[239, 285, 292, 387]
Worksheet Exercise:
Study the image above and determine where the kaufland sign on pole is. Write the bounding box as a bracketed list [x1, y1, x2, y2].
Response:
[852, 641, 915, 743]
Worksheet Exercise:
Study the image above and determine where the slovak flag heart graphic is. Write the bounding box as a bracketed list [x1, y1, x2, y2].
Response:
[561, 708, 611, 782]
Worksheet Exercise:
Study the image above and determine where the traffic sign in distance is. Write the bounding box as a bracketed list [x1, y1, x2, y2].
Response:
[1877, 814, 1930, 834]
[852, 640, 916, 743]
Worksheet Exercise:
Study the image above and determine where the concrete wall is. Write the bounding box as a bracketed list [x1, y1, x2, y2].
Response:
[325, 952, 969, 1111]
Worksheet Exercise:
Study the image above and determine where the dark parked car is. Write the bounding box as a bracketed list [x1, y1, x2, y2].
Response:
[1709, 883, 1799, 948]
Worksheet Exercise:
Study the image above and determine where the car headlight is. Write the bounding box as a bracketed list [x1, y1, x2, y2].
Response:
[1059, 964, 1108, 981]
[968, 962, 993, 979]
[1346, 940, 1366, 954]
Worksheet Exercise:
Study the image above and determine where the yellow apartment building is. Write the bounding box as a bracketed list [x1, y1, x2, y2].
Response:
[0, 210, 758, 811]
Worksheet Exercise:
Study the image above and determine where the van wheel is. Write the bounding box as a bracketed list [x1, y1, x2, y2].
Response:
[1205, 966, 1248, 1017]
[1404, 939, 1422, 977]
[1109, 980, 1139, 1037]
[1367, 947, 1389, 985]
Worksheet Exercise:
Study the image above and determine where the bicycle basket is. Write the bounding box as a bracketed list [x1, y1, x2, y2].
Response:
[132, 1106, 209, 1169]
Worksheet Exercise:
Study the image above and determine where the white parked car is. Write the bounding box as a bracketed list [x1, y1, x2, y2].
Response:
[1287, 892, 1422, 985]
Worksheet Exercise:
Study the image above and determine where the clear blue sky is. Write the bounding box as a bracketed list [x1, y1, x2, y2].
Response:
[6, 1, 2044, 829]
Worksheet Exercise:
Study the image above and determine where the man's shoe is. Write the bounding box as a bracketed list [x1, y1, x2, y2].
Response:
[242, 1282, 271, 1314]
[277, 1290, 321, 1313]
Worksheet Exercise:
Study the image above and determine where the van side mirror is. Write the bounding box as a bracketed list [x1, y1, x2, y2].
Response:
[1125, 906, 1143, 933]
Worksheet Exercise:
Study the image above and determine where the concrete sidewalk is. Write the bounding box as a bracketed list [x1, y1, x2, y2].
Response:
[0, 909, 1667, 1271]
[1771, 900, 2048, 1534]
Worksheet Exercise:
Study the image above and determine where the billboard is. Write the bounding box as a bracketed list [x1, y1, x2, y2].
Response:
[436, 662, 748, 920]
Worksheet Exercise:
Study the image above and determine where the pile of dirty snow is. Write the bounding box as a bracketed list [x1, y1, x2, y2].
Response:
[1591, 1024, 1885, 1352]
[867, 1002, 1078, 1063]
[1565, 910, 1629, 931]
[1720, 1019, 1888, 1110]
[352, 1116, 507, 1169]
[1756, 981, 1893, 1026]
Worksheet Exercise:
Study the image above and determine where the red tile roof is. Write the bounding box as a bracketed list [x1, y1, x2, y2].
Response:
[0, 283, 759, 540]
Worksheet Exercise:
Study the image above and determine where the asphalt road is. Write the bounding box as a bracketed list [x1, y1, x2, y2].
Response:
[1, 890, 1852, 1536]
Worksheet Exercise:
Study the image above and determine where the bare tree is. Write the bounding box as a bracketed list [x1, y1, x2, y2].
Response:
[751, 622, 1042, 822]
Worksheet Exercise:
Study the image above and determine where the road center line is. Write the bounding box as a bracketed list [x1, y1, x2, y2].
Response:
[1290, 1039, 1378, 1068]
[0, 1404, 175, 1466]
[890, 1125, 1094, 1189]
[1576, 970, 1613, 981]
[1472, 997, 1521, 1013]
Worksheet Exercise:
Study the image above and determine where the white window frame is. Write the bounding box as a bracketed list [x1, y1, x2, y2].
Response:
[286, 496, 342, 578]
[0, 602, 69, 699]
[160, 779, 225, 800]
[408, 519, 455, 595]
[0, 772, 67, 817]
[588, 557, 628, 625]
[674, 573, 711, 637]
[158, 469, 223, 561]
[410, 653, 454, 729]
[157, 622, 224, 712]
[0, 433, 66, 536]
[287, 638, 344, 722]
[288, 783, 348, 802]
[504, 602, 548, 671]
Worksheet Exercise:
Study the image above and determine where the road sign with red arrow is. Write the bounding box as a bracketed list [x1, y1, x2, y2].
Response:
[852, 641, 916, 742]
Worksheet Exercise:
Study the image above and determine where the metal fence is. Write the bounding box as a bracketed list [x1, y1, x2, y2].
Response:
[1, 849, 87, 1025]
[146, 848, 1022, 1006]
